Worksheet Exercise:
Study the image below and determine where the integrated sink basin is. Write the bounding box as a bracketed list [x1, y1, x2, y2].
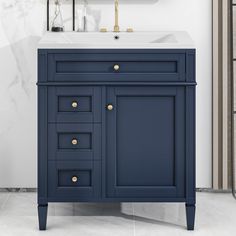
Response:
[38, 31, 194, 49]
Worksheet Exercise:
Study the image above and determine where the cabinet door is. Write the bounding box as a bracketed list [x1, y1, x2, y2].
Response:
[106, 87, 185, 199]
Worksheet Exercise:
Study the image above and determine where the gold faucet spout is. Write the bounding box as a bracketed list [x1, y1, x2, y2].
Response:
[114, 0, 120, 32]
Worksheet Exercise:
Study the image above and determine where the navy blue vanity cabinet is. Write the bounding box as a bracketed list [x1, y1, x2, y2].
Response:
[37, 49, 196, 231]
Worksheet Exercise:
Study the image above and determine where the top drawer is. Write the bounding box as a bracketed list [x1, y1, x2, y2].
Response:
[48, 53, 186, 82]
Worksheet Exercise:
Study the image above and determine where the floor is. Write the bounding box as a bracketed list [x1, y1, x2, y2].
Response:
[0, 192, 235, 236]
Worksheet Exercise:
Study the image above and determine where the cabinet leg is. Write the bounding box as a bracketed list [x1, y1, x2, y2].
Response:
[38, 204, 48, 230]
[185, 204, 195, 230]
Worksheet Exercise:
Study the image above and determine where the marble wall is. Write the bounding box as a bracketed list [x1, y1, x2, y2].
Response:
[0, 0, 45, 188]
[0, 0, 212, 188]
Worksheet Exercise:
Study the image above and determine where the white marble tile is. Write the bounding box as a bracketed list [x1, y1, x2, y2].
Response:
[0, 192, 10, 210]
[0, 193, 36, 216]
[1, 192, 236, 235]
[133, 202, 186, 227]
[134, 192, 236, 236]
[0, 215, 134, 236]
[48, 216, 134, 236]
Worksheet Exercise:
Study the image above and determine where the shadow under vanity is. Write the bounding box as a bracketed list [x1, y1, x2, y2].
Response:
[38, 0, 196, 232]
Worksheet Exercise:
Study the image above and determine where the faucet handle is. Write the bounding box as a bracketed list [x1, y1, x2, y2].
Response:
[126, 28, 134, 33]
[100, 28, 108, 33]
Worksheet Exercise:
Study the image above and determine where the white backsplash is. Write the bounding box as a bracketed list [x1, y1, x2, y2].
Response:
[0, 0, 212, 188]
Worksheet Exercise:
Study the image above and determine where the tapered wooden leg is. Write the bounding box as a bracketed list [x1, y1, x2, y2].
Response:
[38, 204, 48, 230]
[186, 204, 195, 230]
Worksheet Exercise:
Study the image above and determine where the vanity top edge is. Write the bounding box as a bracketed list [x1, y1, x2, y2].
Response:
[38, 31, 195, 49]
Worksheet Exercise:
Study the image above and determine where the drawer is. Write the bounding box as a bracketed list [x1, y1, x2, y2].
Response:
[48, 161, 101, 200]
[48, 87, 101, 123]
[48, 53, 186, 82]
[48, 123, 101, 161]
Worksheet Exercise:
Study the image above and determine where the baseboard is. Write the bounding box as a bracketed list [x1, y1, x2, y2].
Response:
[0, 188, 232, 193]
[0, 188, 37, 192]
[196, 188, 232, 193]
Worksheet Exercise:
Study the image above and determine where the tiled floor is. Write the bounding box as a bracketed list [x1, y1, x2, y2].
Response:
[0, 192, 236, 235]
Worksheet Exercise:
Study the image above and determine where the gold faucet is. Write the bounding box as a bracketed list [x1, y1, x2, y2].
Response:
[100, 0, 133, 33]
[113, 0, 120, 32]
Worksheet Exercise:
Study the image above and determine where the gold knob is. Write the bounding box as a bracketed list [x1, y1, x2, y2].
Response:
[71, 176, 78, 183]
[113, 64, 120, 71]
[72, 139, 78, 145]
[107, 104, 114, 111]
[72, 101, 78, 108]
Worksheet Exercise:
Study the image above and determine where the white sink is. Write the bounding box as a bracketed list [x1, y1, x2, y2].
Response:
[38, 31, 194, 49]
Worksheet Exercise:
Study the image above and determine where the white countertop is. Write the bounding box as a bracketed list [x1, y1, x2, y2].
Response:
[38, 31, 195, 49]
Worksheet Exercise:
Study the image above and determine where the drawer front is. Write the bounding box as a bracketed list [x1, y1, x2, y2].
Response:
[48, 161, 101, 200]
[48, 123, 101, 161]
[58, 96, 91, 113]
[48, 53, 186, 82]
[48, 87, 101, 123]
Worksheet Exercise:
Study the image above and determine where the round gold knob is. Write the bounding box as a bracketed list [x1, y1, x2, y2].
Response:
[71, 139, 78, 145]
[113, 64, 120, 71]
[71, 176, 78, 183]
[107, 104, 114, 111]
[72, 101, 78, 108]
